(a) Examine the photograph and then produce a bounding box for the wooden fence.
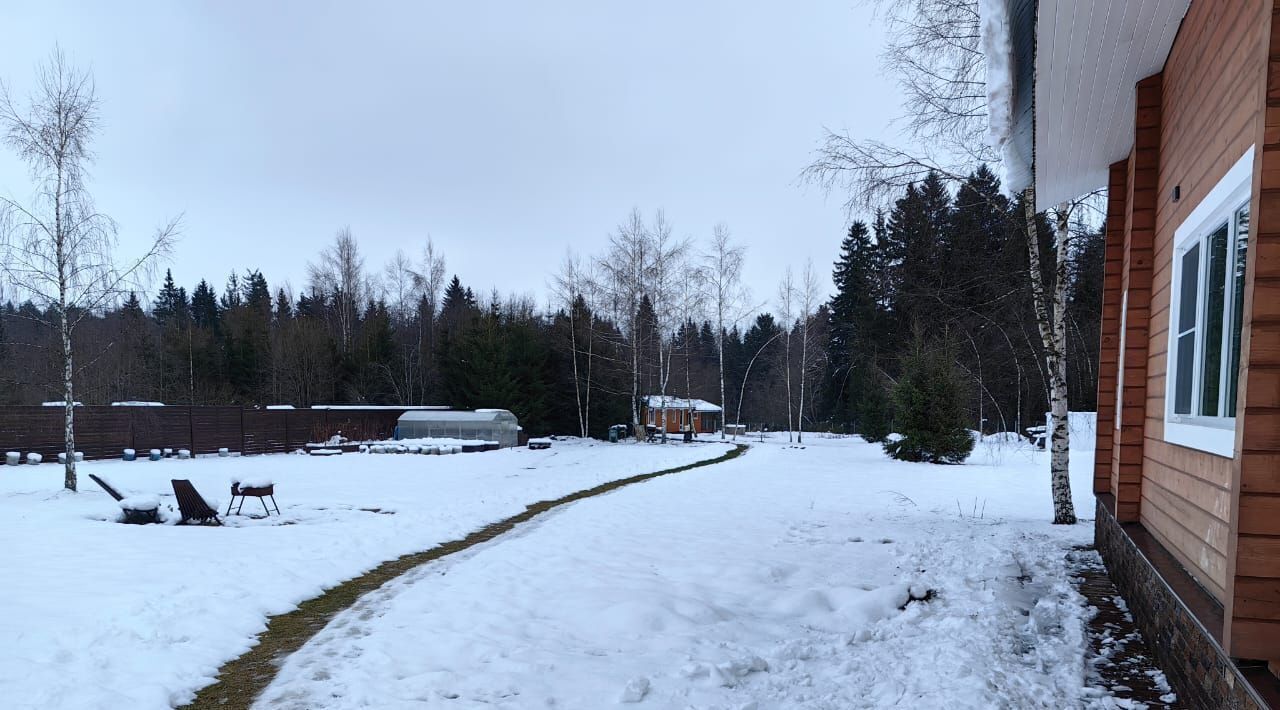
[0,406,408,460]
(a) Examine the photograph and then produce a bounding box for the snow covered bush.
[883,339,974,464]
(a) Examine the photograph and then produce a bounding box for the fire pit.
[227,479,280,516]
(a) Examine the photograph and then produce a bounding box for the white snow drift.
[256,431,1107,709]
[0,439,730,709]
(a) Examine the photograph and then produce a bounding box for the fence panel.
[285,410,326,449]
[320,410,403,443]
[242,410,288,455]
[0,405,412,462]
[131,406,193,454]
[189,406,243,455]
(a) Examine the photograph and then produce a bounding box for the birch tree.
[598,209,650,439]
[777,268,796,442]
[0,51,179,491]
[796,259,821,443]
[414,237,447,402]
[307,227,365,353]
[802,0,1078,523]
[703,223,747,439]
[552,249,593,437]
[645,210,690,442]
[382,248,422,404]
[1026,197,1078,523]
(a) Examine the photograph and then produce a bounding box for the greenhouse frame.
[395,409,520,448]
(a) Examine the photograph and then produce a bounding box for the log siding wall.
[1132,0,1268,609]
[1116,77,1160,527]
[1093,0,1280,663]
[1094,161,1128,500]
[1225,0,1280,661]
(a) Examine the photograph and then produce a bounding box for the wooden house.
[640,396,722,435]
[988,0,1280,705]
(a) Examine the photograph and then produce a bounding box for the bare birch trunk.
[797,318,807,444]
[1023,187,1077,525]
[568,299,586,437]
[631,318,642,441]
[61,303,76,491]
[584,318,593,438]
[658,334,669,443]
[784,327,793,442]
[717,332,727,439]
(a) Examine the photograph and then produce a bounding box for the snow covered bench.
[1025,425,1047,450]
[528,438,552,450]
[88,473,159,524]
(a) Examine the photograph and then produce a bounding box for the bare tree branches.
[803,0,991,212]
[307,227,365,353]
[0,49,179,491]
[703,223,748,440]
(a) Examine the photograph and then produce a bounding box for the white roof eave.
[1031,0,1189,210]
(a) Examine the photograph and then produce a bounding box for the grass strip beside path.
[184,443,746,709]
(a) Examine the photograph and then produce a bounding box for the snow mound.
[619,676,649,703]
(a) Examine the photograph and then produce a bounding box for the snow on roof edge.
[978,0,1032,195]
[642,395,723,413]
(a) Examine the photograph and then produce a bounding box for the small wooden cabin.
[640,396,722,435]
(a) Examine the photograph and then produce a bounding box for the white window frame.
[1164,146,1254,458]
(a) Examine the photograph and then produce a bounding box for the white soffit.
[1035,0,1189,209]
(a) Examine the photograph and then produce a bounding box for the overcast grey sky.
[0,1,900,309]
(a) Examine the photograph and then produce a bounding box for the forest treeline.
[0,166,1102,439]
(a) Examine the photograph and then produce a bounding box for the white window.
[1165,146,1253,457]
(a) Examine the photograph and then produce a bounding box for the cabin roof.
[643,396,722,413]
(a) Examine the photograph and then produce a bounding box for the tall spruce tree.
[827,220,885,431]
[883,171,952,333]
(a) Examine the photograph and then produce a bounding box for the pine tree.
[883,336,974,464]
[947,166,1010,312]
[827,221,886,431]
[241,270,271,317]
[154,270,192,403]
[296,291,320,320]
[883,171,952,330]
[856,370,892,443]
[117,292,156,401]
[154,269,190,327]
[220,272,242,310]
[275,288,293,321]
[191,280,220,330]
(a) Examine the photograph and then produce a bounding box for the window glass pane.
[1175,333,1196,415]
[1227,204,1250,416]
[1200,223,1229,416]
[1174,245,1200,414]
[1178,244,1200,334]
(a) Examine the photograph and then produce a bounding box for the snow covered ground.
[0,439,732,709]
[255,429,1112,709]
